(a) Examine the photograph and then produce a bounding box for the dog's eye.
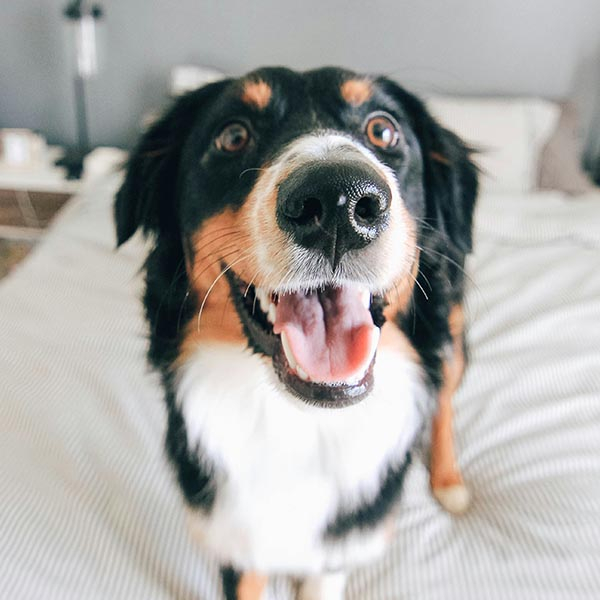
[215,122,250,153]
[364,112,401,150]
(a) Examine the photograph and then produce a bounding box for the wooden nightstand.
[0,147,81,239]
[0,147,81,277]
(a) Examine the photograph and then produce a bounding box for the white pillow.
[426,96,560,193]
[170,65,226,96]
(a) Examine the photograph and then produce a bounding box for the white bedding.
[1,175,599,599]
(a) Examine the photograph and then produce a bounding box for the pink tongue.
[273,287,377,383]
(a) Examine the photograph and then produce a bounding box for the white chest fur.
[177,342,426,574]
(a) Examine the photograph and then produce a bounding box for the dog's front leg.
[221,568,268,600]
[430,304,470,514]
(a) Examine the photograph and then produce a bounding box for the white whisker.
[244,269,261,297]
[408,269,429,301]
[239,167,267,179]
[196,252,252,331]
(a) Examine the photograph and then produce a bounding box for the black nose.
[276,161,391,269]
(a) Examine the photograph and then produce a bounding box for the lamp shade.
[63,1,104,80]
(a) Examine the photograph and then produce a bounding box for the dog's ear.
[115,79,229,246]
[378,79,479,256]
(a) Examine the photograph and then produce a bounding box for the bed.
[1,94,600,599]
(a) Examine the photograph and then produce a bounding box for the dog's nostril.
[289,197,323,226]
[354,195,381,225]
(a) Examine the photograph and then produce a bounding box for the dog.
[115,66,477,600]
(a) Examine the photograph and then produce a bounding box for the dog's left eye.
[215,122,251,153]
[364,112,402,150]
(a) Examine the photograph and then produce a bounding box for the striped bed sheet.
[1,174,599,600]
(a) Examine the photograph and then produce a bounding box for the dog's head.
[116,67,477,408]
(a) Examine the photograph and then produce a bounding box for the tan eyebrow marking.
[341,79,373,107]
[430,151,452,165]
[241,80,272,110]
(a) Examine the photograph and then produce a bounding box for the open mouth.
[225,269,387,408]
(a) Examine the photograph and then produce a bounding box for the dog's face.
[116,67,476,408]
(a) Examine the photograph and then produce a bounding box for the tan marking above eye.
[341,79,373,106]
[241,80,272,110]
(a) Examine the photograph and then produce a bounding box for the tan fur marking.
[176,163,289,371]
[340,79,373,107]
[237,573,268,600]
[242,80,272,110]
[176,209,254,366]
[430,151,451,166]
[448,303,465,340]
[431,305,466,492]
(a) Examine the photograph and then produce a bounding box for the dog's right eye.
[215,122,251,153]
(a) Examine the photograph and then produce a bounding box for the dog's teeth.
[296,366,309,381]
[356,364,369,381]
[267,303,276,324]
[255,287,270,313]
[360,289,371,309]
[345,364,369,386]
[281,331,310,380]
[370,326,381,354]
[280,331,297,370]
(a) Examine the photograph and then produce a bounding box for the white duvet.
[1,175,599,600]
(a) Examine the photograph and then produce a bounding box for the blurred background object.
[0,129,48,169]
[0,0,598,173]
[55,0,105,179]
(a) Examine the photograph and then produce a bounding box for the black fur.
[325,453,411,539]
[115,66,477,559]
[164,380,217,510]
[377,79,478,392]
[220,566,240,600]
[115,79,231,245]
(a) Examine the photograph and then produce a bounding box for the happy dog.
[115,66,477,600]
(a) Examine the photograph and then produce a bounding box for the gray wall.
[1,0,599,153]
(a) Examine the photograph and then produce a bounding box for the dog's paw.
[298,572,346,600]
[433,483,471,514]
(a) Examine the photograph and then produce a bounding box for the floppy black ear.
[115,79,229,246]
[378,79,479,256]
